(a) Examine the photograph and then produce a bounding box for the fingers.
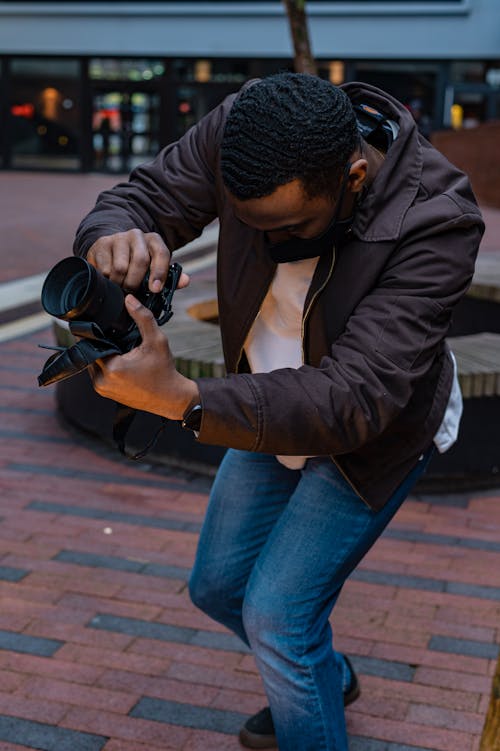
[147,233,171,293]
[124,294,158,342]
[178,271,191,289]
[87,230,171,292]
[88,297,166,404]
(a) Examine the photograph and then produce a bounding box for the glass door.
[91,88,160,173]
[174,83,240,141]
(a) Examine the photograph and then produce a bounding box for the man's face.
[229,179,338,244]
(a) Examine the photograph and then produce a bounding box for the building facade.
[0,0,499,173]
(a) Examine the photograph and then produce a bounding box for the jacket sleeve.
[73,94,235,257]
[195,201,484,456]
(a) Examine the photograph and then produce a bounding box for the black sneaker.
[239,707,276,750]
[342,655,361,706]
[239,656,360,749]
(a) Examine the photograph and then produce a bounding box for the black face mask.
[268,164,353,264]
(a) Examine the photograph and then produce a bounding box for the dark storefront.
[1,54,500,173]
[1,56,287,173]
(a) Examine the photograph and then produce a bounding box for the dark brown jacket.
[74,82,484,509]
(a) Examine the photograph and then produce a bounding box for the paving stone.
[27,500,202,533]
[23,676,137,715]
[349,738,434,751]
[0,385,34,394]
[54,551,145,574]
[103,742,166,751]
[350,712,476,751]
[0,566,29,583]
[53,550,191,580]
[88,614,250,654]
[0,630,62,657]
[349,656,415,683]
[0,715,106,751]
[407,703,485,734]
[130,696,247,734]
[141,562,191,580]
[0,430,71,445]
[351,568,500,602]
[60,704,191,747]
[384,527,500,553]
[351,569,446,592]
[413,493,471,508]
[446,581,500,601]
[14,462,212,494]
[429,635,500,660]
[0,405,53,416]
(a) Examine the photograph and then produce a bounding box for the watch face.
[183,404,202,432]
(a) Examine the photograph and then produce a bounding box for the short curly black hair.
[221,72,359,201]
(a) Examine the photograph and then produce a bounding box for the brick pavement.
[0,318,497,750]
[0,171,499,750]
[0,172,128,284]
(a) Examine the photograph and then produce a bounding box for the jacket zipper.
[301,247,336,364]
[301,246,372,508]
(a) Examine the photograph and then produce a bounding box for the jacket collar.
[342,82,424,243]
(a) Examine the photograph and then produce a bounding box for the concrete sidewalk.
[0,171,499,751]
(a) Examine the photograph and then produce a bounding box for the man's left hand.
[90,294,199,420]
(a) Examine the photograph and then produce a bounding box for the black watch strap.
[181,403,203,432]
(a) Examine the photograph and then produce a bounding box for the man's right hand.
[87,229,188,294]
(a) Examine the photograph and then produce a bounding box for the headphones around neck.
[354,103,395,153]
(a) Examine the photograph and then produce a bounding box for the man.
[74,73,483,750]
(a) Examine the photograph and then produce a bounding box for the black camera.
[38,256,182,387]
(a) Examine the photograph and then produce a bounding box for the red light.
[11,103,34,118]
[178,101,191,115]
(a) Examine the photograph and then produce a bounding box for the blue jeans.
[189,449,432,751]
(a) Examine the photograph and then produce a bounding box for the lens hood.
[41,256,131,335]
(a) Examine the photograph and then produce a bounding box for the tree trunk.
[282,0,318,76]
[480,654,500,750]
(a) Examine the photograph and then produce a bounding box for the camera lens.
[60,270,90,313]
[42,257,92,318]
[41,256,131,336]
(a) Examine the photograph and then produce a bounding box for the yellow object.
[450,103,463,130]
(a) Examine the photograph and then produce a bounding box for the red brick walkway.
[0,172,499,750]
[1,326,499,751]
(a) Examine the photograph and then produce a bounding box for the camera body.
[38,256,182,387]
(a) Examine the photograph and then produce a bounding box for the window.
[9,57,81,170]
[172,59,250,84]
[89,58,165,82]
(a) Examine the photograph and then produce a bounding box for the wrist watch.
[181,403,203,433]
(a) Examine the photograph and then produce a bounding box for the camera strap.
[38,333,122,387]
[112,404,168,461]
[39,331,166,460]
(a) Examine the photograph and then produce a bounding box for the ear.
[348,159,368,193]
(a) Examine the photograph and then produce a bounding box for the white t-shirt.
[244,258,461,470]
